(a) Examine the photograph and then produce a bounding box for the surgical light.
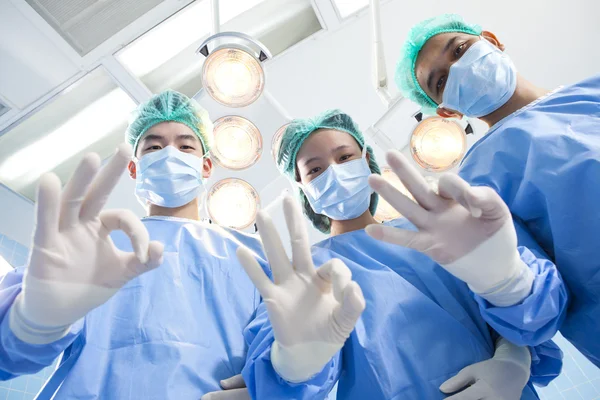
[374,167,415,222]
[206,178,260,229]
[198,32,271,108]
[211,116,262,170]
[271,123,289,162]
[410,117,466,172]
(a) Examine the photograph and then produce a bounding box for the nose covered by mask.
[135,146,207,208]
[301,147,373,221]
[440,38,517,118]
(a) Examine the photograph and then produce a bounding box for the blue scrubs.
[459,74,600,367]
[0,217,270,399]
[242,218,564,400]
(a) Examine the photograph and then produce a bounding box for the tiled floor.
[537,333,600,400]
[1,233,599,399]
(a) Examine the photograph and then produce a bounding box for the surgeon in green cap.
[394,14,600,367]
[0,90,276,398]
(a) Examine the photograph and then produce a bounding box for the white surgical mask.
[135,146,207,208]
[300,147,373,221]
[440,38,517,117]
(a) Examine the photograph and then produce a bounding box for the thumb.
[332,281,365,339]
[122,240,164,280]
[439,365,476,393]
[220,374,246,390]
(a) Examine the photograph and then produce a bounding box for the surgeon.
[0,90,364,399]
[394,13,600,367]
[208,110,565,399]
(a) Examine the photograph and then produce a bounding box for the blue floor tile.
[0,388,8,400]
[576,381,599,400]
[6,390,24,400]
[8,377,27,392]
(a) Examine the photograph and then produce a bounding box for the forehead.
[141,121,198,140]
[297,129,359,159]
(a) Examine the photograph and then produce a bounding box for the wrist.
[9,293,72,345]
[271,340,340,383]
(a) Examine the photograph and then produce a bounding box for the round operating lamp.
[206,178,260,230]
[410,117,466,172]
[198,32,271,108]
[211,116,262,170]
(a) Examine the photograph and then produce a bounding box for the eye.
[340,154,353,162]
[436,76,446,91]
[454,42,466,57]
[145,145,162,151]
[308,167,321,175]
[180,145,195,151]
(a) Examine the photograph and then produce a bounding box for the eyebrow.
[426,35,460,94]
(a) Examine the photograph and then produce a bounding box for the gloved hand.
[237,195,365,383]
[366,150,533,307]
[9,144,164,345]
[441,338,531,399]
[201,375,250,400]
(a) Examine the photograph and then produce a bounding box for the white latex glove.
[201,375,250,400]
[237,195,365,383]
[441,338,531,399]
[9,144,164,344]
[366,150,533,307]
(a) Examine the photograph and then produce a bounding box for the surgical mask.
[300,147,373,221]
[135,146,207,208]
[440,38,517,118]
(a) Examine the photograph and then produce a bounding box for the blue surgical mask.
[135,146,207,208]
[301,148,373,221]
[440,38,517,118]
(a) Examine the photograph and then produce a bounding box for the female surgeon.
[225,110,567,400]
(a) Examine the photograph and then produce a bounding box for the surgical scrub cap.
[276,109,381,234]
[126,90,213,155]
[394,14,482,112]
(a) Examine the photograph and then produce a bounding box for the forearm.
[0,268,82,379]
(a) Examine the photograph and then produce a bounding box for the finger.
[255,210,293,284]
[386,150,443,210]
[80,143,132,220]
[282,195,314,276]
[236,247,274,298]
[439,366,476,393]
[34,173,62,248]
[464,186,509,220]
[201,388,251,400]
[121,241,164,280]
[59,153,101,230]
[332,281,365,338]
[316,259,352,302]
[369,175,428,227]
[99,209,150,264]
[220,374,246,390]
[443,381,487,400]
[365,225,429,253]
[438,174,483,218]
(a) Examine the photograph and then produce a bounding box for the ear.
[128,160,137,180]
[436,107,463,119]
[366,150,371,164]
[481,30,505,51]
[202,157,213,179]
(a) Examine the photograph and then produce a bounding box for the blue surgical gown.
[0,217,270,399]
[242,218,564,400]
[459,74,600,367]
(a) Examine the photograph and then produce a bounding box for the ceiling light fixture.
[197,32,271,107]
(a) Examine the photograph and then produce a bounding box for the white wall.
[1,0,599,245]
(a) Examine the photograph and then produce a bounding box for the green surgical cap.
[126,89,213,155]
[395,14,482,112]
[276,109,381,234]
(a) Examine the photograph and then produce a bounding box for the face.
[415,31,504,117]
[128,121,212,179]
[295,129,366,185]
